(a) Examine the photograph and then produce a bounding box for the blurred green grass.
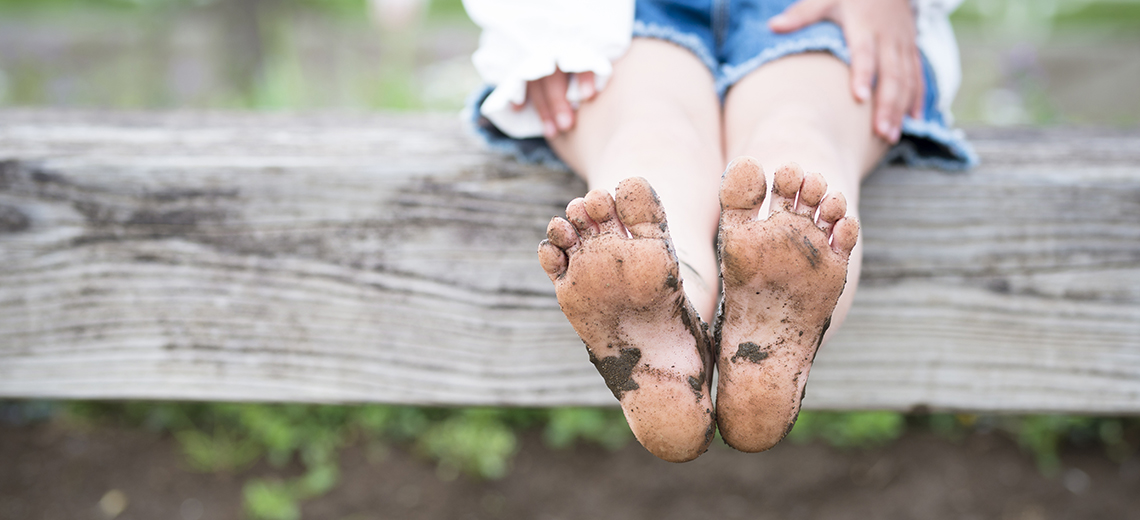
[0,0,477,110]
[1,0,1138,122]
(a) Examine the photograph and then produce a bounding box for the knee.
[593,119,718,174]
[734,105,844,164]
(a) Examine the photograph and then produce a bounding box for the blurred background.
[2,0,1140,519]
[0,0,1138,123]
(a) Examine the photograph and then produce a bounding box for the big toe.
[616,177,668,239]
[720,156,767,226]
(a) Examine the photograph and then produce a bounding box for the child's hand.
[513,69,597,139]
[769,0,923,143]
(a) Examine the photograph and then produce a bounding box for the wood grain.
[1,111,1138,412]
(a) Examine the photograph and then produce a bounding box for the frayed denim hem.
[886,117,980,171]
[463,85,570,172]
[632,19,720,72]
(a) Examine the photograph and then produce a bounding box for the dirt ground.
[3,421,1139,520]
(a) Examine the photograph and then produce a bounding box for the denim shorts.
[468,0,977,171]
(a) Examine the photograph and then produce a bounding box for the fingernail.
[877,119,891,137]
[769,14,788,26]
[580,82,595,99]
[891,127,902,142]
[855,85,871,102]
[543,121,557,138]
[556,112,573,131]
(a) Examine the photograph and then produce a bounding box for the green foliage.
[543,407,632,451]
[1008,415,1085,473]
[241,460,340,520]
[952,0,1140,29]
[244,478,301,520]
[176,426,263,472]
[0,0,365,15]
[417,409,518,479]
[917,412,1140,475]
[353,405,431,441]
[425,0,467,20]
[786,411,906,448]
[999,415,1137,475]
[51,402,636,519]
[926,413,968,440]
[29,399,1140,515]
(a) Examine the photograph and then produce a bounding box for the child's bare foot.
[538,177,716,462]
[714,158,859,453]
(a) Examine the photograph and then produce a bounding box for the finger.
[894,41,915,135]
[892,41,913,140]
[578,71,597,101]
[527,81,557,138]
[873,42,904,143]
[769,0,834,33]
[542,70,575,133]
[848,30,876,103]
[908,49,925,119]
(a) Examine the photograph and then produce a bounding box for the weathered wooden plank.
[1,110,1138,412]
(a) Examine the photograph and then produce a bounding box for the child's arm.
[769,0,925,143]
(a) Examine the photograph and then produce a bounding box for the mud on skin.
[537,177,717,463]
[714,158,859,454]
[730,342,770,364]
[589,347,641,400]
[676,293,715,391]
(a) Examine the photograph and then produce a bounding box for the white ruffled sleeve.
[463,0,635,138]
[914,0,965,124]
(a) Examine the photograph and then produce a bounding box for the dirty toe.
[771,162,805,212]
[616,177,668,239]
[832,217,859,256]
[795,171,827,217]
[816,193,847,235]
[566,198,596,236]
[720,156,767,227]
[537,240,567,280]
[584,189,625,235]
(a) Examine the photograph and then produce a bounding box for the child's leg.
[538,38,723,462]
[715,52,889,452]
[551,38,725,320]
[725,52,888,334]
